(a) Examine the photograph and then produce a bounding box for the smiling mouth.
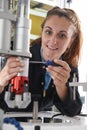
[47,45,58,51]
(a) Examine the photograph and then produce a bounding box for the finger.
[5,72,18,81]
[54,59,71,72]
[7,57,19,63]
[7,58,24,68]
[47,65,70,79]
[50,69,68,83]
[7,67,24,75]
[47,66,70,84]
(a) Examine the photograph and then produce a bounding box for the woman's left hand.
[46,59,71,101]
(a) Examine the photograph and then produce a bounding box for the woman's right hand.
[0,57,24,93]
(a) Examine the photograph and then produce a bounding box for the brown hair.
[31,6,83,67]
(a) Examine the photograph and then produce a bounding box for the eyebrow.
[59,30,67,33]
[44,26,67,33]
[44,26,52,30]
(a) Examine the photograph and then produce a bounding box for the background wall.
[70,0,87,114]
[30,14,44,36]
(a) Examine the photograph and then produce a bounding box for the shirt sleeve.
[53,66,82,116]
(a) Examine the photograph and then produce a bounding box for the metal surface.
[0,0,31,108]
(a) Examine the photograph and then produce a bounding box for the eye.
[44,29,52,35]
[58,33,66,39]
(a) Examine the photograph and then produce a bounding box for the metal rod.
[29,60,62,67]
[29,61,46,64]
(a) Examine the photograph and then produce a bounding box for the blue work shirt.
[40,47,51,90]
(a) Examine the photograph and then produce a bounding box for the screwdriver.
[29,60,62,67]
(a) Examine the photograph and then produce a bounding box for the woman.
[0,7,82,116]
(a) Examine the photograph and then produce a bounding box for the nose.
[51,36,57,45]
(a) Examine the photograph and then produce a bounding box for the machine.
[0,0,31,108]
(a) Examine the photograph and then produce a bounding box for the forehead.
[44,15,74,32]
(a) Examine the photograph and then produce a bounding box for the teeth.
[48,46,58,50]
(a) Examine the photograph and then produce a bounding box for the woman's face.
[41,15,74,61]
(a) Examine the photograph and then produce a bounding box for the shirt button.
[42,66,46,69]
[52,84,54,87]
[41,82,44,86]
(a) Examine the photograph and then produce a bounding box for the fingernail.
[16,58,20,61]
[19,68,24,71]
[54,59,58,62]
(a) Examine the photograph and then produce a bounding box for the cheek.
[59,43,69,53]
[42,36,48,46]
